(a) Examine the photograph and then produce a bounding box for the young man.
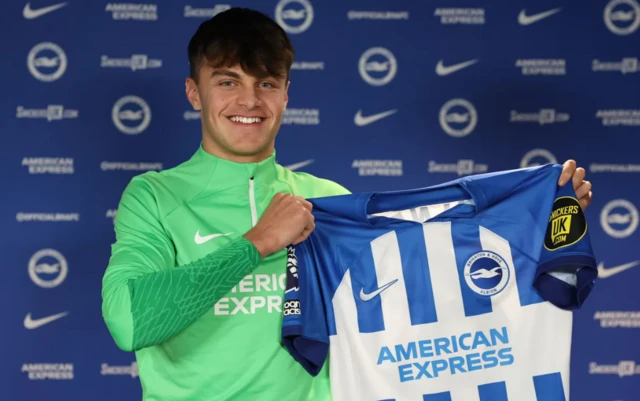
[101,7,593,401]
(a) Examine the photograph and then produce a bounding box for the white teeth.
[230,116,263,124]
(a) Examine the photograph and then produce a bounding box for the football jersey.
[281,164,597,401]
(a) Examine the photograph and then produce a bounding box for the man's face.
[186,64,289,161]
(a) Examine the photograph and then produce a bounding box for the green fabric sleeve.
[101,177,262,352]
[129,237,260,351]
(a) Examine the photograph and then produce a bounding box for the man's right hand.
[243,193,315,258]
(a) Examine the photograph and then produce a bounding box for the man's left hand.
[558,160,593,210]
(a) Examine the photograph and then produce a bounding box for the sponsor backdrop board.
[4,0,639,400]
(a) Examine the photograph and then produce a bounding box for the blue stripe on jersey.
[351,244,385,333]
[512,253,545,307]
[451,223,493,317]
[423,391,452,401]
[396,225,438,326]
[533,372,566,401]
[478,381,508,401]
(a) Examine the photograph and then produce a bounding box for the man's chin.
[227,143,274,158]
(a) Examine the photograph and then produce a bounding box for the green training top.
[101,144,350,401]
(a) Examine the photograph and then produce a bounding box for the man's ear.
[185,77,201,111]
[283,80,290,108]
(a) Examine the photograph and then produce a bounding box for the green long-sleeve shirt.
[101,145,349,401]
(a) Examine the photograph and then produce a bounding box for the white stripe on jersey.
[480,226,571,400]
[332,270,411,401]
[371,231,412,334]
[425,203,445,219]
[505,375,536,401]
[331,270,365,401]
[450,386,481,401]
[479,226,520,313]
[479,227,537,401]
[423,222,466,321]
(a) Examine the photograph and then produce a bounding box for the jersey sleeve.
[534,181,597,310]
[102,176,262,352]
[281,241,329,376]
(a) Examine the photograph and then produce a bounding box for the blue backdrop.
[3,0,640,400]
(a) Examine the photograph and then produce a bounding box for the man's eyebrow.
[210,69,241,79]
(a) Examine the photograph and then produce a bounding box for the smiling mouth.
[228,116,265,125]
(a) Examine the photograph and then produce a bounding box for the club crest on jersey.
[463,251,510,296]
[544,196,587,251]
[285,246,299,293]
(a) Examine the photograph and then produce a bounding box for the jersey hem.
[282,325,328,376]
[536,254,597,310]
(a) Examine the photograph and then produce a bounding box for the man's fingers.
[558,159,576,186]
[294,196,313,211]
[273,192,286,201]
[254,192,316,255]
[271,192,290,210]
[291,229,312,245]
[291,220,315,245]
[575,180,592,200]
[579,191,593,210]
[572,167,586,191]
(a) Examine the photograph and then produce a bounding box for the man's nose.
[236,86,261,109]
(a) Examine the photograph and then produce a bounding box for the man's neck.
[201,139,273,164]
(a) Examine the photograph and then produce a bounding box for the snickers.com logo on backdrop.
[16,105,78,121]
[589,360,640,377]
[510,109,570,125]
[101,362,138,378]
[428,160,488,176]
[101,54,162,71]
[593,57,639,74]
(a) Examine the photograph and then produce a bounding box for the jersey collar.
[356,177,487,226]
[193,143,278,192]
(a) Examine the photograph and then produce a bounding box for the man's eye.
[260,82,274,88]
[220,81,234,86]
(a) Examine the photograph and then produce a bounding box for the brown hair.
[188,7,295,83]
